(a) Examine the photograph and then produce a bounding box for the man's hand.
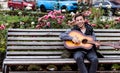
[94,41,100,48]
[72,36,80,44]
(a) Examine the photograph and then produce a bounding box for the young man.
[59,13,100,73]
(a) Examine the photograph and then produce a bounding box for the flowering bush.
[36,10,70,29]
[79,7,120,29]
[0,24,6,53]
[67,7,120,29]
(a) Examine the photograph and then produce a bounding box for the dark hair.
[74,13,85,20]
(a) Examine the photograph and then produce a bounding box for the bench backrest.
[6,29,120,59]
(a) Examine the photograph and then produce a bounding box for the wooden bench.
[2,29,120,73]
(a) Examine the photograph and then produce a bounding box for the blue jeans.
[73,49,98,73]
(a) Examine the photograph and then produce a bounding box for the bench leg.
[2,64,9,73]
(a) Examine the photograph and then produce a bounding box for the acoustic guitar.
[64,30,120,50]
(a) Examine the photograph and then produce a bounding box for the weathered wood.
[7,41,64,45]
[7,46,65,50]
[3,58,120,65]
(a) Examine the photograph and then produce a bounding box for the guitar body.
[64,30,94,50]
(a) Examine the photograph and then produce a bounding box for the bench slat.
[6,55,120,59]
[3,58,120,65]
[7,41,64,45]
[5,58,120,61]
[7,51,63,55]
[104,55,120,58]
[7,51,120,55]
[8,32,120,37]
[7,45,116,50]
[99,51,120,54]
[8,29,120,32]
[8,37,120,41]
[6,56,61,59]
[7,46,65,50]
[8,37,60,41]
[7,41,120,46]
[96,33,120,37]
[8,29,69,32]
[97,37,120,41]
[8,32,60,36]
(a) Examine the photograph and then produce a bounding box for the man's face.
[75,16,85,28]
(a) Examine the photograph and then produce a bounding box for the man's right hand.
[72,36,80,44]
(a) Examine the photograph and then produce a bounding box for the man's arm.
[59,29,73,41]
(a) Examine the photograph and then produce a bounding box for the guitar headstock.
[113,41,120,50]
[99,41,120,50]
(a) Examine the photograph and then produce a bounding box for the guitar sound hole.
[82,39,88,44]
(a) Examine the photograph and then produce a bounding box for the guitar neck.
[100,42,113,46]
[88,41,114,47]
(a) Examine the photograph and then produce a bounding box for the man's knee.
[90,57,98,63]
[74,52,84,62]
[75,56,84,61]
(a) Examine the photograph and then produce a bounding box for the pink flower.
[37,10,65,28]
[38,17,42,21]
[0,24,6,30]
[36,25,41,29]
[57,15,64,19]
[48,11,54,15]
[105,24,110,29]
[46,22,50,27]
[53,10,61,15]
[57,19,62,24]
[83,10,92,16]
[115,17,120,23]
[56,10,61,14]
[43,15,49,20]
[50,15,56,19]
[38,16,45,22]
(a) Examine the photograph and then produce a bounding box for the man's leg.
[74,51,88,73]
[87,49,98,73]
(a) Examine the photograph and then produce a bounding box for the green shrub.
[27,65,42,71]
